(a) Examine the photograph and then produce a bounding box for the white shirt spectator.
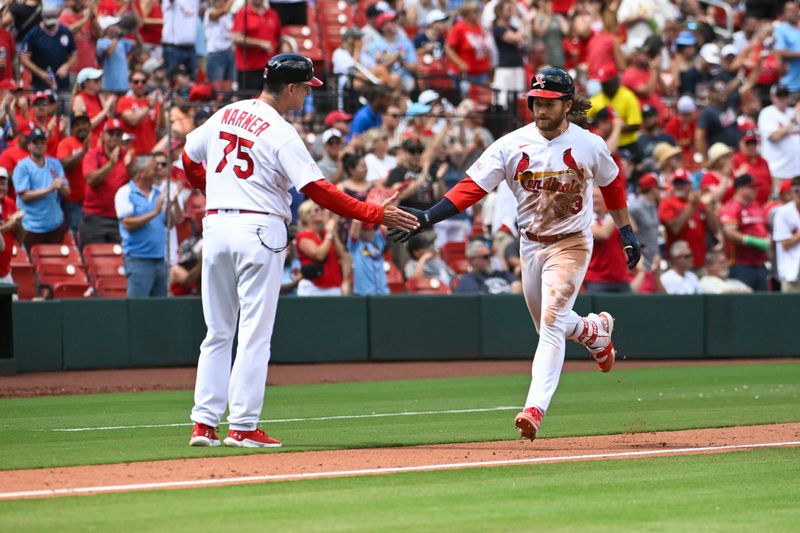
[699,275,752,294]
[757,104,800,180]
[660,268,701,294]
[364,152,396,183]
[204,10,233,53]
[772,200,800,283]
[162,0,200,46]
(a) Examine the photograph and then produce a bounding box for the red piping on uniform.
[182,151,207,193]
[302,179,383,224]
[600,175,627,210]
[444,177,488,212]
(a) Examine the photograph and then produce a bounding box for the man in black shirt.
[696,79,741,163]
[637,104,676,162]
[454,240,520,294]
[385,138,443,210]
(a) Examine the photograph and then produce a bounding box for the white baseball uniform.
[467,122,618,412]
[184,98,324,431]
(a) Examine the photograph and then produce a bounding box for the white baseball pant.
[520,231,593,413]
[191,213,286,431]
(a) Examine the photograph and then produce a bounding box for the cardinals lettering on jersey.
[514,149,584,195]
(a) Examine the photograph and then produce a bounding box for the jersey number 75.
[215,132,254,179]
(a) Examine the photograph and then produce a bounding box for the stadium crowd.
[0,0,800,299]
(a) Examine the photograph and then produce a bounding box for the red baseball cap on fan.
[104,118,124,131]
[324,110,352,127]
[638,173,659,192]
[596,65,619,82]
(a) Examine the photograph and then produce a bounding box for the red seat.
[384,260,405,294]
[10,244,30,266]
[82,243,123,260]
[406,277,451,295]
[30,243,82,265]
[95,277,127,298]
[416,55,453,91]
[36,262,89,286]
[281,26,325,63]
[51,282,92,299]
[85,256,125,280]
[9,264,36,300]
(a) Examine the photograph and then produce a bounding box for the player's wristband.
[742,235,769,252]
[424,198,459,225]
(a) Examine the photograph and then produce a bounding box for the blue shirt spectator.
[96,17,135,93]
[348,222,389,295]
[348,104,382,141]
[775,13,800,91]
[12,148,66,234]
[114,156,168,297]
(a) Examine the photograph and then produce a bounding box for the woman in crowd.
[295,200,351,297]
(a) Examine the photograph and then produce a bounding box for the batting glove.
[619,224,641,269]
[387,207,432,243]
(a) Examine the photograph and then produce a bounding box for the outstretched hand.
[381,191,421,232]
[387,206,432,243]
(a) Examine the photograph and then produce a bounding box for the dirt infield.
[1,358,796,398]
[2,423,798,500]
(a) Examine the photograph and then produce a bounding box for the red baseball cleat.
[189,423,221,447]
[514,407,544,441]
[578,312,616,373]
[224,428,282,448]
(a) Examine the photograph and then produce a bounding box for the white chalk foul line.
[42,406,522,433]
[1,440,798,500]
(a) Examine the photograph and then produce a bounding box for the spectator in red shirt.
[585,17,624,81]
[232,0,281,92]
[658,172,719,269]
[0,168,24,284]
[700,143,735,205]
[57,111,92,234]
[0,124,32,189]
[295,200,350,296]
[116,69,163,154]
[584,186,632,293]
[72,67,117,146]
[621,37,666,119]
[732,129,771,206]
[445,1,492,99]
[59,0,99,75]
[663,95,699,170]
[79,118,134,249]
[28,91,62,157]
[0,13,16,83]
[134,0,163,48]
[720,174,770,291]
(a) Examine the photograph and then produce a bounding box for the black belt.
[163,43,195,50]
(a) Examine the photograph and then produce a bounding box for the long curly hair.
[568,94,593,122]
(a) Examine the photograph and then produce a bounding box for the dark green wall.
[7,294,799,373]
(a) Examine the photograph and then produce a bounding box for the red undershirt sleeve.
[181,151,206,192]
[600,175,627,211]
[443,177,488,212]
[301,179,384,224]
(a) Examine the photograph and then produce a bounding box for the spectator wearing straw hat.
[13,127,69,251]
[80,118,134,248]
[651,141,684,184]
[700,142,736,205]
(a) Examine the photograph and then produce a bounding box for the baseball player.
[181,53,419,448]
[390,68,641,441]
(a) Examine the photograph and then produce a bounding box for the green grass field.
[0,362,799,531]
